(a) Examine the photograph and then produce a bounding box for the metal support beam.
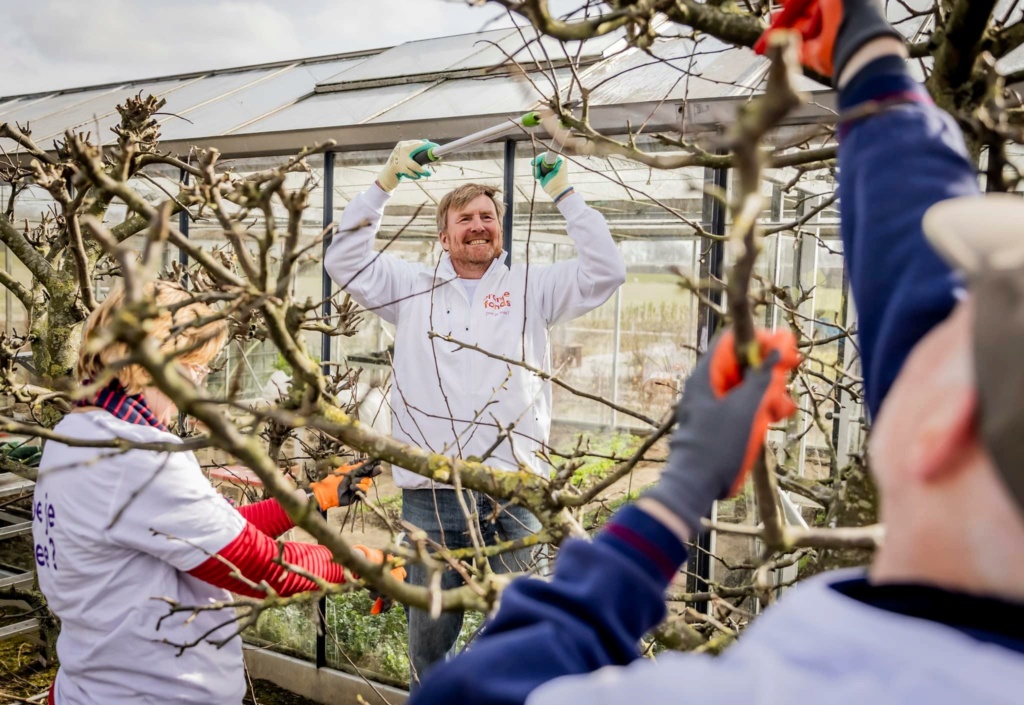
[502,140,515,264]
[832,266,854,474]
[687,160,728,609]
[178,169,189,270]
[610,286,623,428]
[178,168,190,431]
[244,645,408,704]
[322,152,335,375]
[0,509,31,539]
[0,571,35,591]
[317,151,336,670]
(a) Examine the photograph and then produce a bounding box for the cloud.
[0,0,509,97]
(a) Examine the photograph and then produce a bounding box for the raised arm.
[838,56,976,416]
[758,0,981,416]
[324,140,437,324]
[525,154,626,325]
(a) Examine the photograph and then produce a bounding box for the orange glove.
[753,0,899,81]
[643,328,800,535]
[310,459,382,511]
[708,329,801,495]
[754,0,842,78]
[352,545,407,615]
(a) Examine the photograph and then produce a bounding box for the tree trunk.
[31,283,84,395]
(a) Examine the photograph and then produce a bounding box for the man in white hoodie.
[324,145,626,682]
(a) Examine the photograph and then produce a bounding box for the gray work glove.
[643,329,800,535]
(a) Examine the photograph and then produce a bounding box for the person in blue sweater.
[408,2,1024,703]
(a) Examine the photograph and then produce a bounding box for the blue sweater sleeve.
[838,57,979,417]
[408,506,689,705]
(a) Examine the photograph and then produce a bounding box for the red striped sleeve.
[236,499,294,538]
[188,522,345,598]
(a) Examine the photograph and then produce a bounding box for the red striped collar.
[78,379,169,432]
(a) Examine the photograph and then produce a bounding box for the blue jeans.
[402,488,541,687]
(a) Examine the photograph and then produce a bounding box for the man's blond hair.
[77,281,228,394]
[436,183,506,234]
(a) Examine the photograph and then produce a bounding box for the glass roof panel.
[160,62,360,140]
[0,86,127,132]
[1000,44,1024,74]
[448,27,620,71]
[0,95,56,119]
[0,97,24,117]
[235,82,433,134]
[155,68,283,117]
[26,77,205,148]
[27,84,178,144]
[371,69,572,123]
[301,56,371,83]
[585,36,760,105]
[318,29,516,86]
[28,69,287,147]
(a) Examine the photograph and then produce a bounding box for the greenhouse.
[5,0,1024,700]
[1,23,861,704]
[0,24,855,445]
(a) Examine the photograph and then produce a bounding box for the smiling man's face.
[440,194,503,278]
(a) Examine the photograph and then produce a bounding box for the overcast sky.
[0,0,524,97]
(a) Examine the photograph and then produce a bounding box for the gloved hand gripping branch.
[352,545,408,615]
[754,0,902,82]
[643,330,800,535]
[310,458,383,510]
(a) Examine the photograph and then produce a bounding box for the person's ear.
[912,385,979,483]
[439,229,450,251]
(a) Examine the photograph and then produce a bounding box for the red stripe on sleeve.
[188,522,346,598]
[236,499,295,538]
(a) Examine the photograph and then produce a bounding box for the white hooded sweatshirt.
[325,185,626,489]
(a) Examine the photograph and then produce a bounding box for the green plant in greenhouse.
[327,593,409,680]
[552,432,644,487]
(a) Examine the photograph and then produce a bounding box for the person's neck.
[870,460,1024,601]
[451,258,491,280]
[142,385,176,427]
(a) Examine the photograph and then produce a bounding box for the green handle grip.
[412,145,438,166]
[521,111,543,128]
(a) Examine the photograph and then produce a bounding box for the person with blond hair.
[325,147,626,682]
[32,281,398,705]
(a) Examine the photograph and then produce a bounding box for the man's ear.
[439,230,450,251]
[913,385,979,483]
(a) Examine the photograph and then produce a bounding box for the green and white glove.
[531,152,573,203]
[376,140,437,193]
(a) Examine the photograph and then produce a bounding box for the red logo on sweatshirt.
[483,291,512,315]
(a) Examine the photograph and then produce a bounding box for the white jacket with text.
[324,185,626,489]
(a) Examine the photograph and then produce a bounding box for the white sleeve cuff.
[365,183,392,211]
[555,191,588,221]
